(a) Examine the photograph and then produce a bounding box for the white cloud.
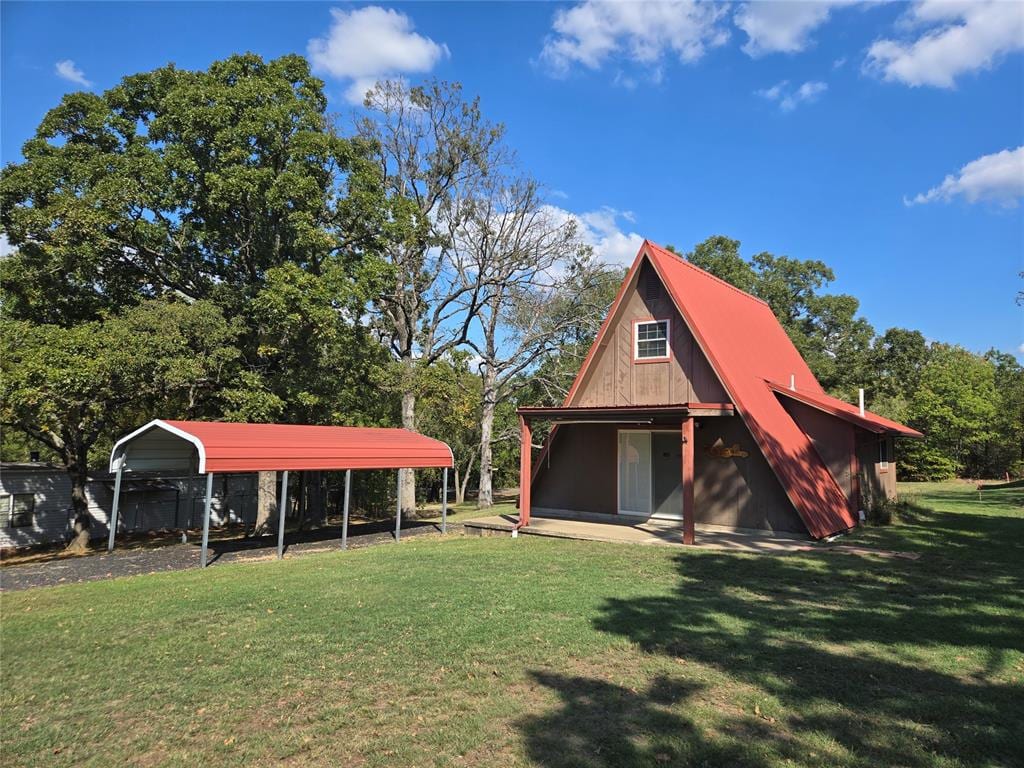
[906,146,1024,207]
[0,234,15,257]
[866,0,1024,88]
[544,204,644,267]
[538,1,729,78]
[54,59,92,88]
[734,1,855,57]
[1018,342,1024,354]
[756,80,828,111]
[308,6,449,105]
[466,354,485,374]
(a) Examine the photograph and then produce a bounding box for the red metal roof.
[767,382,923,438]
[111,420,454,473]
[564,241,919,539]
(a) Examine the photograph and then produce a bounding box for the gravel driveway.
[0,519,456,592]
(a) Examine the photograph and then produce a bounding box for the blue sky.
[3,1,1023,360]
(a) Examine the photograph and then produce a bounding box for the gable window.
[635,320,670,361]
[0,494,35,528]
[879,439,890,471]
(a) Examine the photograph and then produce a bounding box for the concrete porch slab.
[463,514,813,553]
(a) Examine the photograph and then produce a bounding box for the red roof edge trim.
[767,382,923,438]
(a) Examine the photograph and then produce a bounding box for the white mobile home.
[0,463,258,550]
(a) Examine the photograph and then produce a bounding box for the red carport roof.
[111,420,454,473]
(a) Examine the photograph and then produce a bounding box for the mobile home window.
[635,320,669,360]
[0,494,35,528]
[879,439,890,471]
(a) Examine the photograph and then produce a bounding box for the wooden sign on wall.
[706,440,749,459]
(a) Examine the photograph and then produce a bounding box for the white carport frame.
[108,420,451,568]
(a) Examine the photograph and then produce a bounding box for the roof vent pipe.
[789,374,796,391]
[858,388,865,417]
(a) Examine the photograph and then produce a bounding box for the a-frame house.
[517,241,920,541]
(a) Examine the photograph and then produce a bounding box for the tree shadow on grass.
[514,486,1024,768]
[586,549,1024,767]
[517,672,772,768]
[864,495,1024,567]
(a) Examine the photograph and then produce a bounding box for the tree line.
[1,54,1021,549]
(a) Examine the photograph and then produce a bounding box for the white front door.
[618,430,684,519]
[618,430,652,516]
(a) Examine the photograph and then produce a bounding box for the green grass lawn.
[2,482,1022,767]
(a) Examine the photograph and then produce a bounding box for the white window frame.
[879,439,890,471]
[1,493,35,528]
[634,319,671,362]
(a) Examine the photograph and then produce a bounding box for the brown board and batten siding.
[780,396,898,508]
[858,436,897,503]
[779,397,856,505]
[532,424,618,516]
[571,262,727,407]
[694,416,806,533]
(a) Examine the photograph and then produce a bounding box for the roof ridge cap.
[645,240,772,308]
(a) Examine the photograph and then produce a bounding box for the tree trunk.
[400,386,417,518]
[477,370,497,508]
[306,471,324,527]
[457,454,475,505]
[296,472,308,530]
[64,450,92,554]
[252,471,278,536]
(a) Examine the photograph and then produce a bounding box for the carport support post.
[200,472,214,568]
[441,467,448,534]
[277,470,289,560]
[682,417,695,545]
[341,469,351,550]
[395,470,402,542]
[106,460,124,552]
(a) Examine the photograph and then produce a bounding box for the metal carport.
[107,420,455,567]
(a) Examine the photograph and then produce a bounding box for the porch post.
[518,416,532,527]
[341,469,351,550]
[441,467,448,534]
[200,471,214,567]
[682,417,695,545]
[107,461,124,553]
[277,470,289,560]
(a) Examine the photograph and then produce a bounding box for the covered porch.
[516,403,737,546]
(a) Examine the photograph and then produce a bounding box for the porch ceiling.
[516,403,734,423]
